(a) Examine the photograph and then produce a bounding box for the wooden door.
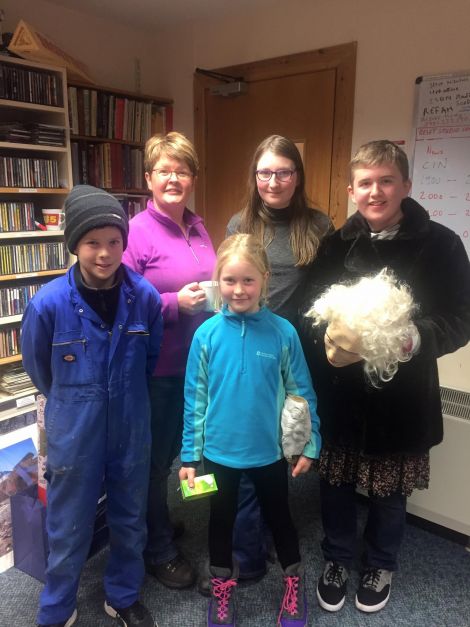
[194,43,356,248]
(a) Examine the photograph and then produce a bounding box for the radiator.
[406,386,470,536]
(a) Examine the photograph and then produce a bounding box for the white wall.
[4,0,470,390]
[2,0,171,98]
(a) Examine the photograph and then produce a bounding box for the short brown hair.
[350,140,409,183]
[144,131,199,175]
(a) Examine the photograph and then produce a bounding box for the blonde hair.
[215,234,270,305]
[239,135,326,266]
[305,269,417,386]
[144,131,199,175]
[350,140,409,183]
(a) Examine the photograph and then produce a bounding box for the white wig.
[305,269,418,386]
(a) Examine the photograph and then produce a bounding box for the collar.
[146,199,203,232]
[341,197,431,242]
[220,303,268,322]
[262,203,295,224]
[74,263,125,292]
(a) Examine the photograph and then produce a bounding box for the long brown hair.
[239,135,324,266]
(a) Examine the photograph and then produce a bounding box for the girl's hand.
[291,455,313,477]
[179,466,197,488]
[177,282,206,315]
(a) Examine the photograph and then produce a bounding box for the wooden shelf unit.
[67,80,172,216]
[0,55,72,402]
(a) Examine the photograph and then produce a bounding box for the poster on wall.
[410,71,470,258]
[0,425,38,573]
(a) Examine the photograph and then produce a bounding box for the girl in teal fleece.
[179,234,321,627]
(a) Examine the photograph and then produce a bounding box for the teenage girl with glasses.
[221,135,333,585]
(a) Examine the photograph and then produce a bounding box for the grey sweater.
[226,208,331,327]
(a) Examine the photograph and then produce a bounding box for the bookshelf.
[67,80,173,218]
[0,54,72,417]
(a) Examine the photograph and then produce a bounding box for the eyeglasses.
[256,169,296,182]
[152,169,193,180]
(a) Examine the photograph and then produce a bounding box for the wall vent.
[440,386,470,421]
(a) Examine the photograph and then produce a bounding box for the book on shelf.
[0,201,36,232]
[0,122,65,147]
[0,327,20,358]
[0,156,60,188]
[0,409,37,436]
[0,283,45,318]
[68,85,79,135]
[0,60,62,107]
[0,241,67,276]
[0,366,35,398]
[116,194,147,220]
[67,86,172,143]
[71,141,144,190]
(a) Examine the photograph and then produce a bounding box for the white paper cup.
[200,280,219,312]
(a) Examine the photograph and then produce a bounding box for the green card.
[180,473,218,501]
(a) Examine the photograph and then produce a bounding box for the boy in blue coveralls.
[21,185,163,627]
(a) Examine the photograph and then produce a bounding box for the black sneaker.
[355,567,392,612]
[146,553,195,589]
[316,561,349,612]
[38,609,78,627]
[104,600,156,626]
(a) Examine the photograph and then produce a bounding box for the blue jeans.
[320,478,407,571]
[144,376,184,566]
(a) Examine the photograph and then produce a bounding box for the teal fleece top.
[182,305,321,469]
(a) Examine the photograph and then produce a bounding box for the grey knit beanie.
[64,185,129,253]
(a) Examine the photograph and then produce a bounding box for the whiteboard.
[410,72,470,257]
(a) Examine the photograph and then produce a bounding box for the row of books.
[71,141,144,190]
[0,283,45,318]
[116,195,147,220]
[0,242,67,276]
[0,410,37,437]
[0,366,34,397]
[68,87,168,143]
[0,327,20,358]
[0,122,66,147]
[0,202,36,232]
[0,156,60,189]
[0,63,62,107]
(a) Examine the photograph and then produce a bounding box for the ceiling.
[44,0,276,32]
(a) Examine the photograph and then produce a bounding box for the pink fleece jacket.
[123,200,216,376]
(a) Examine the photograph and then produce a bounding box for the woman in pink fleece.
[123,131,216,590]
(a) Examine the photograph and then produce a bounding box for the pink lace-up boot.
[278,562,308,626]
[207,564,238,626]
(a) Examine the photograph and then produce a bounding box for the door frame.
[193,42,357,227]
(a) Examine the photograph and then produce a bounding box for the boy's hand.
[179,466,197,488]
[291,455,313,477]
[177,282,206,315]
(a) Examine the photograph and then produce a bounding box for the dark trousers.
[233,475,269,577]
[204,457,300,571]
[320,478,407,571]
[144,376,184,565]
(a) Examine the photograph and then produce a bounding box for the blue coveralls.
[21,264,162,625]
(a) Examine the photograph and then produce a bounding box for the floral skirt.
[314,444,430,497]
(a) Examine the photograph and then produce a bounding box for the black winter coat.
[299,198,470,456]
